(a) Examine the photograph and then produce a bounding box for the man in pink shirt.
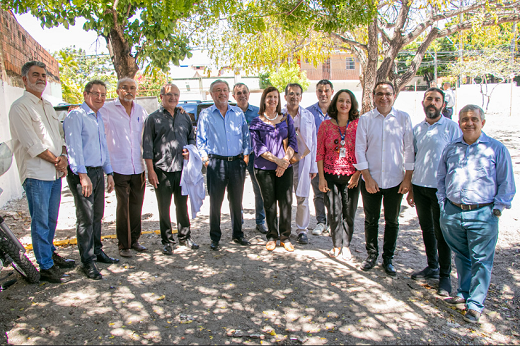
[100,78,148,257]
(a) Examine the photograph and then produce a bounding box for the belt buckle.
[227,156,233,161]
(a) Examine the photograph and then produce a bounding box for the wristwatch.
[493,209,502,217]
[107,172,114,176]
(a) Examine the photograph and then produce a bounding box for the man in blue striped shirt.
[437,104,516,323]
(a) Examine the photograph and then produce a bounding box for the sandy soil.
[0,113,519,345]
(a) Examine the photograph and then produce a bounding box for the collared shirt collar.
[422,115,446,127]
[114,97,135,110]
[282,105,301,117]
[374,107,396,118]
[81,102,96,116]
[246,103,254,112]
[23,90,44,104]
[455,131,489,145]
[210,103,231,116]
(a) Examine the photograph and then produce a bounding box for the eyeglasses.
[88,92,106,98]
[375,92,393,98]
[120,85,136,91]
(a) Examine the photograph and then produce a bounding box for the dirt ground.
[1,113,519,345]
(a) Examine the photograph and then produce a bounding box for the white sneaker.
[312,223,326,235]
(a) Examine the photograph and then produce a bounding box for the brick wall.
[0,9,60,87]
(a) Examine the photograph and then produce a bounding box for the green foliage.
[259,71,271,89]
[54,47,117,103]
[268,63,310,93]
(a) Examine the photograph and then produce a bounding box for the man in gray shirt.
[142,83,198,255]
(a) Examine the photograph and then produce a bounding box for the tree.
[269,62,310,92]
[4,0,199,78]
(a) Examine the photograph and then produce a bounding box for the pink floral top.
[316,119,358,176]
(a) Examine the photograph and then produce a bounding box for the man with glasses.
[100,78,148,258]
[64,80,119,280]
[306,80,334,236]
[355,81,414,276]
[143,83,199,256]
[197,80,251,251]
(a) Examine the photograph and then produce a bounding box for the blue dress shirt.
[412,116,461,188]
[63,102,113,175]
[243,104,260,125]
[306,102,330,132]
[196,104,251,158]
[437,132,516,211]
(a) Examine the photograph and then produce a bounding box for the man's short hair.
[117,77,137,89]
[84,80,107,93]
[373,81,394,94]
[316,79,333,90]
[160,83,178,95]
[285,83,303,95]
[21,61,46,77]
[210,79,230,92]
[232,83,249,94]
[459,104,485,120]
[423,87,445,104]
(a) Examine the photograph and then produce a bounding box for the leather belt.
[449,200,492,211]
[208,154,243,161]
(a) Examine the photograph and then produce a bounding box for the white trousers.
[293,163,310,234]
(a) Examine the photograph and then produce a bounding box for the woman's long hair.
[327,89,360,122]
[259,86,282,116]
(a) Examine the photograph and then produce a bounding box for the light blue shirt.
[412,116,461,188]
[243,104,260,125]
[306,102,330,132]
[63,102,113,175]
[196,104,251,158]
[437,132,516,211]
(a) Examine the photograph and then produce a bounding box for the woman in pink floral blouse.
[316,89,361,260]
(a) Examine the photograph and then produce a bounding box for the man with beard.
[406,88,461,295]
[9,61,74,283]
[100,78,148,258]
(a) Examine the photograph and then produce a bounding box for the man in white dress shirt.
[354,81,414,276]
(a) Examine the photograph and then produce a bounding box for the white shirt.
[354,107,414,189]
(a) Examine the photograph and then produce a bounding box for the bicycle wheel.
[0,227,40,284]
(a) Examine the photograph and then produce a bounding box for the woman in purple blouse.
[249,86,298,252]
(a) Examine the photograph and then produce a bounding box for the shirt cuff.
[28,143,48,158]
[404,163,415,170]
[74,165,87,174]
[354,162,368,171]
[493,204,506,212]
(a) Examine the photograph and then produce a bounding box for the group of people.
[8,60,515,325]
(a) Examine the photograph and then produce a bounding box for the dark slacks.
[206,158,246,242]
[154,168,190,245]
[113,172,145,249]
[413,184,452,277]
[255,167,293,241]
[67,166,105,264]
[360,179,403,262]
[325,173,360,248]
[311,174,329,224]
[247,155,266,225]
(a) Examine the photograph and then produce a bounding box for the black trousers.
[311,174,329,224]
[360,179,403,262]
[255,167,293,241]
[325,173,360,248]
[154,168,190,245]
[206,158,246,242]
[114,172,145,249]
[67,166,105,264]
[412,184,452,277]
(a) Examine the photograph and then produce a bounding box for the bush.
[259,71,271,89]
[269,62,310,93]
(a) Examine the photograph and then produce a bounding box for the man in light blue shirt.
[232,83,266,234]
[197,79,251,250]
[437,104,516,324]
[64,80,119,280]
[406,88,461,296]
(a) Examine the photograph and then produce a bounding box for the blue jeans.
[247,156,265,225]
[440,201,499,312]
[23,178,62,270]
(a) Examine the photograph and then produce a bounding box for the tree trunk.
[105,28,139,79]
[360,18,379,114]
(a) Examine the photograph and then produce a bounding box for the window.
[346,57,355,70]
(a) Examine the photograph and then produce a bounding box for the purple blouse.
[249,115,298,171]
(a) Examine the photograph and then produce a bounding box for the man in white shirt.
[354,81,414,276]
[100,78,148,258]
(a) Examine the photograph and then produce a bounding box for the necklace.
[264,112,278,121]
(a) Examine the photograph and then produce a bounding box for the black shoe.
[438,276,452,296]
[210,241,220,251]
[256,224,268,234]
[82,262,102,280]
[179,238,200,249]
[40,265,63,283]
[382,261,397,276]
[445,296,466,308]
[360,254,377,271]
[233,237,251,246]
[96,251,120,264]
[163,244,173,256]
[52,252,75,269]
[463,309,481,324]
[411,266,439,280]
[297,233,309,244]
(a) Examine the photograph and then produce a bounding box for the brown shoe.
[119,249,133,258]
[281,241,294,252]
[266,240,277,251]
[131,243,147,252]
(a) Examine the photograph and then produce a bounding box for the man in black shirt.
[142,84,199,255]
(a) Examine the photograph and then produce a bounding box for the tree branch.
[437,13,520,37]
[330,32,367,51]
